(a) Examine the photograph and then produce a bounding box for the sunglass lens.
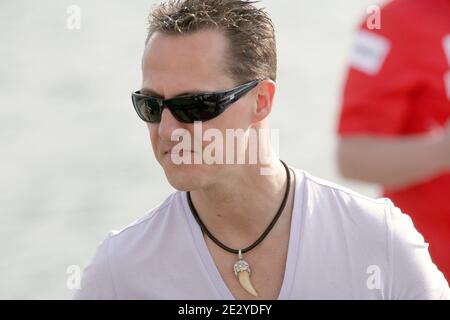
[132,95,161,123]
[168,98,221,123]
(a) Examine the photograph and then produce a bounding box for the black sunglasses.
[131,79,261,123]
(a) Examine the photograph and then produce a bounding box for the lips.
[164,149,193,156]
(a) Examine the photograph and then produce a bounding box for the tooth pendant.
[233,249,258,297]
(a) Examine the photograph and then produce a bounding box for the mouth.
[164,149,194,157]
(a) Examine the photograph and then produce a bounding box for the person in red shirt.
[337,0,450,280]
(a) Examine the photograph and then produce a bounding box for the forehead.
[142,30,233,94]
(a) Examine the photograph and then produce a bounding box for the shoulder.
[294,168,393,255]
[106,191,185,250]
[382,0,434,14]
[356,0,429,45]
[296,169,449,299]
[371,0,430,25]
[73,191,185,299]
[299,169,391,222]
[298,169,430,241]
[111,191,178,235]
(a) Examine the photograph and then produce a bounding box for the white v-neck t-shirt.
[73,168,449,299]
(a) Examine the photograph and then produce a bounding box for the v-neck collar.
[182,167,305,300]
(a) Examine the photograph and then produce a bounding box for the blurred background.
[0,0,384,299]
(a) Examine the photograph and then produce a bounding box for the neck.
[188,155,294,249]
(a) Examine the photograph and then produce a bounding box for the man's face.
[141,30,260,191]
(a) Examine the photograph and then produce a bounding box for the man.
[74,0,449,299]
[337,0,450,281]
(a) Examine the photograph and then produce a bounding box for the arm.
[337,123,450,190]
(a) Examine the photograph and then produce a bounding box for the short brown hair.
[146,0,277,83]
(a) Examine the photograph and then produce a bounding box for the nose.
[158,107,185,142]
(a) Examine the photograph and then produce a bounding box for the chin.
[161,161,208,191]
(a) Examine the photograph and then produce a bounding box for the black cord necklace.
[186,159,291,297]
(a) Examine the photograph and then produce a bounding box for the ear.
[251,79,276,124]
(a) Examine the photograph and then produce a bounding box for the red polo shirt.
[337,0,450,280]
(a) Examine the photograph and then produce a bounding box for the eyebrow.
[140,88,205,98]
